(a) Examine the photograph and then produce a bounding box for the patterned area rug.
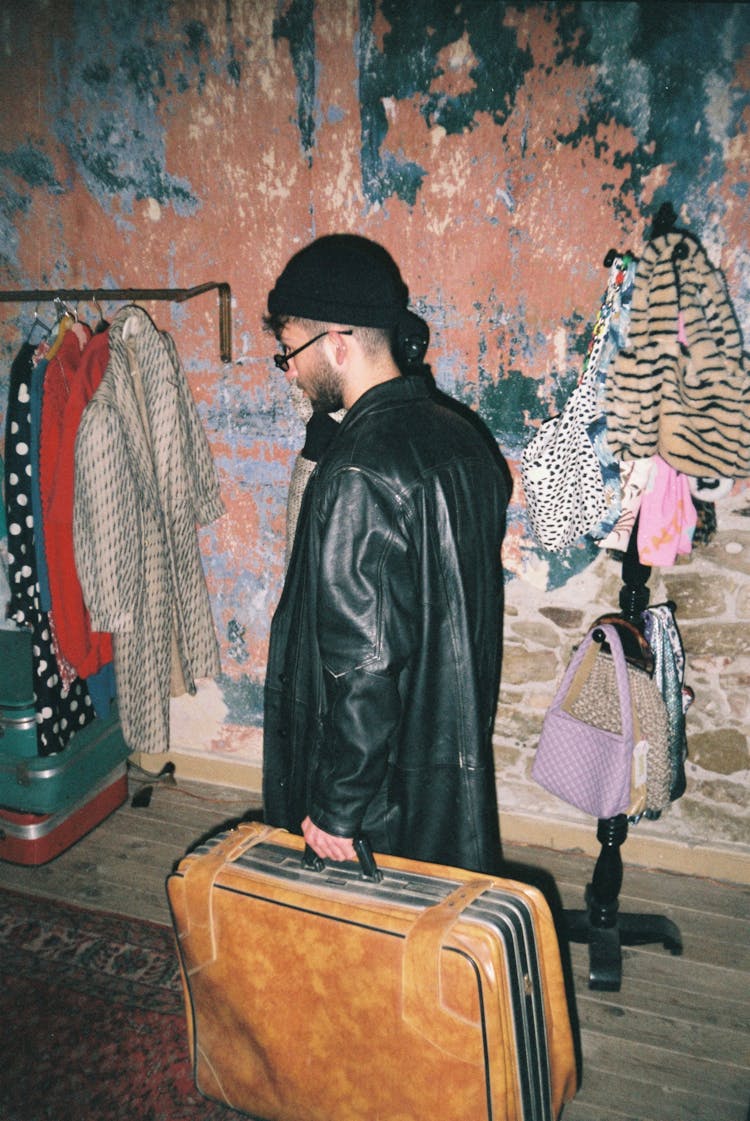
[0,888,247,1121]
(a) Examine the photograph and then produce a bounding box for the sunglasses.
[274,329,353,372]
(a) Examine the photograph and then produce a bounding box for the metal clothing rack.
[0,281,232,362]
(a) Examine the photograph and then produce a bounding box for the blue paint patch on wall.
[273,0,316,158]
[227,618,249,663]
[0,145,64,271]
[0,183,27,272]
[476,368,548,458]
[0,145,63,194]
[50,0,199,217]
[557,1,750,220]
[217,672,264,726]
[207,377,305,476]
[357,0,533,205]
[178,13,243,89]
[212,448,294,488]
[227,56,241,86]
[543,537,602,590]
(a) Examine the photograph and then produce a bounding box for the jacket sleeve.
[46,355,114,676]
[162,332,225,527]
[73,403,141,634]
[308,467,418,838]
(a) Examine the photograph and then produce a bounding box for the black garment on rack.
[4,342,95,754]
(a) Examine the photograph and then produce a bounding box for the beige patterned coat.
[74,305,225,753]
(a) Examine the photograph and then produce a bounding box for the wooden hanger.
[44,314,74,362]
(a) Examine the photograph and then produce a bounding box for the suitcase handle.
[302,834,383,883]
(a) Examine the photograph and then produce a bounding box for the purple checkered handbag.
[532,624,634,819]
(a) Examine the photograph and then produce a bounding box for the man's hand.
[301,815,357,862]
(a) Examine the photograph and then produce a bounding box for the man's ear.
[328,329,351,366]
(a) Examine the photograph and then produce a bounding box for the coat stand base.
[563,815,682,991]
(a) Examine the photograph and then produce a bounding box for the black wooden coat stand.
[563,525,683,990]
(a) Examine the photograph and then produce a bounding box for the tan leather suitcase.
[166,823,578,1121]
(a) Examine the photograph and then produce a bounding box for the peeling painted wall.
[1,1,748,865]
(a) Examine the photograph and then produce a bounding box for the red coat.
[45,329,113,677]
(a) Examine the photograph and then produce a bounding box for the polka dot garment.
[4,342,95,755]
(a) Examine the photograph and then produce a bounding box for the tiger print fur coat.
[606,230,750,478]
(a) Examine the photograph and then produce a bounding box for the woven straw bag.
[532,624,672,818]
[568,650,671,816]
[532,625,634,818]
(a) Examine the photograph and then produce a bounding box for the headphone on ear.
[394,310,430,373]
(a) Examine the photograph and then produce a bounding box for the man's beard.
[306,357,345,413]
[288,380,313,424]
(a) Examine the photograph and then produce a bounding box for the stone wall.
[497,489,750,874]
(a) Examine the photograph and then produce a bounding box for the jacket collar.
[340,373,431,429]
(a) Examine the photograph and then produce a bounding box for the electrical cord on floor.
[126,758,260,810]
[127,760,175,807]
[128,760,176,783]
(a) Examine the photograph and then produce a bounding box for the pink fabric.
[637,455,697,565]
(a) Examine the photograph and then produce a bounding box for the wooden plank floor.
[1,771,748,1121]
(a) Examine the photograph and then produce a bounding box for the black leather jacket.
[263,375,510,873]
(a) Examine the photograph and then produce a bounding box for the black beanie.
[268,233,409,328]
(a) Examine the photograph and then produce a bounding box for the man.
[283,308,431,565]
[263,234,510,874]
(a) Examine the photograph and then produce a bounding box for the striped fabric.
[606,231,750,477]
[73,306,225,754]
